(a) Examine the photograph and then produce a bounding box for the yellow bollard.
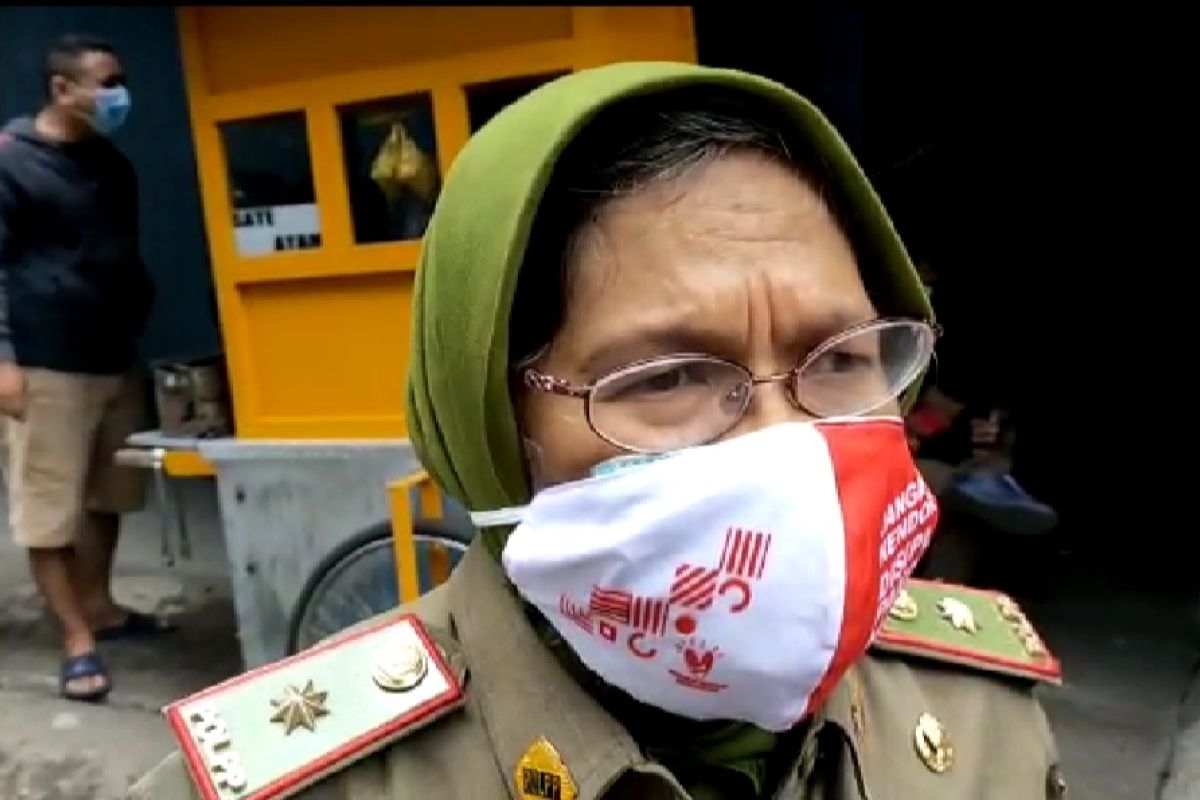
[387,471,444,604]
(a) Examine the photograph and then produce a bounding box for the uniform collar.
[814,665,873,800]
[448,542,659,799]
[445,541,872,800]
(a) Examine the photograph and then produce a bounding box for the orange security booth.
[177,6,695,441]
[132,7,697,666]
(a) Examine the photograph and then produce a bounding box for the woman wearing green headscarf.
[133,63,1065,800]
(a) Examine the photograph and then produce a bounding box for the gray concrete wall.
[0,6,221,364]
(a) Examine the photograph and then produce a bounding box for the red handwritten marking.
[598,621,618,642]
[675,614,697,635]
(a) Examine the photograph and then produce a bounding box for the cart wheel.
[286,520,472,654]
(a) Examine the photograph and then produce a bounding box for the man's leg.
[27,547,106,694]
[76,372,148,630]
[74,511,124,629]
[5,369,109,697]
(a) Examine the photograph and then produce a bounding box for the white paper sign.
[232,203,321,257]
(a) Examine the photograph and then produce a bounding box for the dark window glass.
[466,72,569,132]
[339,94,440,244]
[220,112,321,256]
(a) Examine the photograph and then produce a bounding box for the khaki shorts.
[3,368,148,549]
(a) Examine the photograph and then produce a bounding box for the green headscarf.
[406,61,932,795]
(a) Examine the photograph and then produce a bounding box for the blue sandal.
[60,652,112,703]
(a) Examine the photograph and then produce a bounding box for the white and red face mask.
[471,418,939,732]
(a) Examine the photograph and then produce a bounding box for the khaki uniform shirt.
[130,543,1066,799]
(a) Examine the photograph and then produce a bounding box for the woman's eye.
[637,366,693,393]
[604,363,710,401]
[809,349,876,374]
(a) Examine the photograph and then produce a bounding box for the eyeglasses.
[522,317,940,453]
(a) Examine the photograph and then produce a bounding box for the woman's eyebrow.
[579,324,737,375]
[577,306,878,375]
[781,307,879,353]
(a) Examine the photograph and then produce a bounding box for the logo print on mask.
[669,639,727,693]
[555,527,773,692]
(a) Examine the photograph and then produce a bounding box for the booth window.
[220,112,321,257]
[466,72,568,132]
[338,94,440,244]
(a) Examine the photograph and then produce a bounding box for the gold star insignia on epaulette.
[936,597,979,633]
[995,594,1049,657]
[996,594,1022,622]
[269,679,330,735]
[889,588,920,621]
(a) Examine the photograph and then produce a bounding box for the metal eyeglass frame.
[519,317,942,453]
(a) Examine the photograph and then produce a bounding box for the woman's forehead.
[550,151,873,365]
[568,154,863,293]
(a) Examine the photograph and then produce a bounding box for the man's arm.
[0,157,28,418]
[0,163,19,363]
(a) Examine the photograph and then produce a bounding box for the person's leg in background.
[914,455,981,582]
[75,511,123,630]
[5,369,111,700]
[74,371,160,637]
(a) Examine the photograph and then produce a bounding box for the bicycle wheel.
[286,520,472,654]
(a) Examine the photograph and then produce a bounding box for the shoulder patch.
[873,578,1061,685]
[164,613,465,800]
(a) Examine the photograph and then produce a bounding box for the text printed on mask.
[874,475,938,628]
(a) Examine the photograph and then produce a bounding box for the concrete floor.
[0,479,1197,799]
[1018,561,1198,799]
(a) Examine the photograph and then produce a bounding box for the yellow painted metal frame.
[162,449,215,479]
[176,7,696,442]
[387,471,445,604]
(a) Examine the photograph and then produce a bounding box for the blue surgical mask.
[590,451,679,478]
[91,86,131,135]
